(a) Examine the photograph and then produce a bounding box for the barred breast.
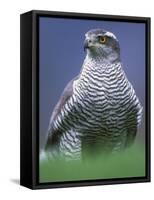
[54,59,142,159]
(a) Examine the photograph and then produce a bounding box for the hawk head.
[84,29,120,63]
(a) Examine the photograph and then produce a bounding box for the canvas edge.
[20,11,33,189]
[20,10,151,190]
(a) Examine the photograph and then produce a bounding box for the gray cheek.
[102,46,113,54]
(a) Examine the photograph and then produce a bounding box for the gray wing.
[45,76,78,151]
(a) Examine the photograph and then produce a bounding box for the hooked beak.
[84,39,89,52]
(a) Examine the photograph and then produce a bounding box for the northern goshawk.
[44,29,142,160]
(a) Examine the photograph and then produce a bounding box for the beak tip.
[84,40,89,52]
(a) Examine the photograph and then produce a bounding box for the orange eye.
[99,36,107,44]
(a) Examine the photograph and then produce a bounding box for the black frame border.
[20,10,151,189]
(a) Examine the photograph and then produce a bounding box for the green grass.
[39,144,145,183]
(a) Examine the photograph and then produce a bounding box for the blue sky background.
[39,17,145,149]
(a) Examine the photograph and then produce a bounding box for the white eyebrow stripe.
[85,33,95,39]
[104,32,117,40]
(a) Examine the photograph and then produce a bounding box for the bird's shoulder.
[49,75,79,123]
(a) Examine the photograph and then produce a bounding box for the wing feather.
[45,76,78,151]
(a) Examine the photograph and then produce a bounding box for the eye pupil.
[99,36,106,44]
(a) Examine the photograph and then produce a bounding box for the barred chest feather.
[72,60,134,132]
[57,59,142,156]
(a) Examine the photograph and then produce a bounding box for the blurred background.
[39,17,145,150]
